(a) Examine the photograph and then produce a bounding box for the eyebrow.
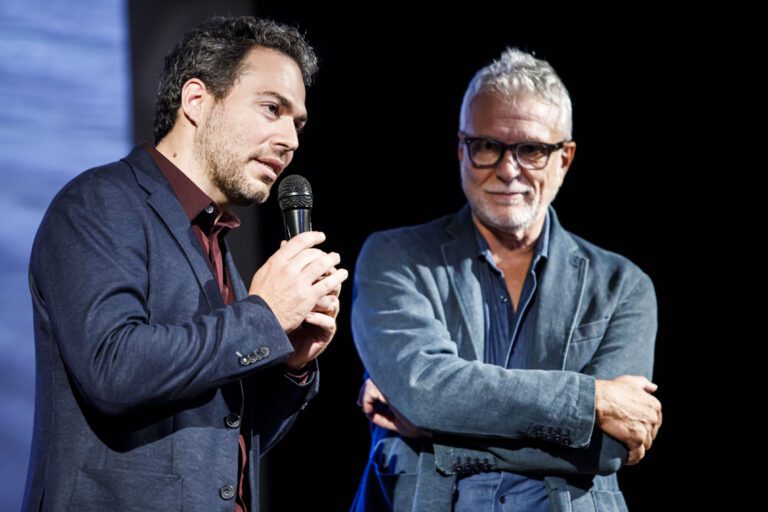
[257,91,308,126]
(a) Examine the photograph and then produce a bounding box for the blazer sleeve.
[353,232,597,448]
[437,273,658,476]
[249,360,320,455]
[31,175,296,416]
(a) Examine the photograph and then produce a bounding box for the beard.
[194,106,271,206]
[474,192,542,233]
[464,168,564,234]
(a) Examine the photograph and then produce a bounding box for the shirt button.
[219,484,235,500]
[499,495,506,504]
[205,205,215,214]
[225,414,241,429]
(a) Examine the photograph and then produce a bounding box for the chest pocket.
[571,319,609,344]
[566,319,609,371]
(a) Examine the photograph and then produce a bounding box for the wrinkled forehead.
[462,92,563,132]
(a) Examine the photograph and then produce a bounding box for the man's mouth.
[252,157,284,182]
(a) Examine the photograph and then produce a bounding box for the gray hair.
[459,48,572,138]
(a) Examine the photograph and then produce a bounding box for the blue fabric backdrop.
[0,1,131,508]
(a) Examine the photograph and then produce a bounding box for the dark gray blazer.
[23,148,317,511]
[351,206,657,512]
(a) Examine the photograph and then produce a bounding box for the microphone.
[277,175,313,239]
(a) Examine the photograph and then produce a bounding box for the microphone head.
[278,174,313,211]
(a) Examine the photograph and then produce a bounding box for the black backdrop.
[131,2,703,509]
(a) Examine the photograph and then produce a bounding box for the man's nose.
[496,149,521,180]
[273,118,299,152]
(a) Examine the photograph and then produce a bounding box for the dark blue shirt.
[454,213,551,512]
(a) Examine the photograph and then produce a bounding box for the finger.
[626,445,645,466]
[622,375,654,390]
[278,231,326,259]
[317,267,343,297]
[301,252,341,281]
[643,381,658,393]
[360,384,381,415]
[327,280,342,297]
[312,268,349,297]
[651,410,662,440]
[357,379,378,407]
[313,294,339,314]
[303,311,336,331]
[370,412,398,432]
[361,396,375,415]
[643,427,653,451]
[369,382,388,405]
[289,248,335,271]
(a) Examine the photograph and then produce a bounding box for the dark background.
[131,2,704,509]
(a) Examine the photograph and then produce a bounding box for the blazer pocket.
[68,466,182,511]
[570,319,609,344]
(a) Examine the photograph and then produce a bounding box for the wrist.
[286,358,309,373]
[286,357,314,375]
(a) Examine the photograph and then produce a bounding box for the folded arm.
[354,232,659,475]
[353,232,597,448]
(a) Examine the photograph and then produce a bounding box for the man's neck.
[473,215,544,260]
[156,135,226,207]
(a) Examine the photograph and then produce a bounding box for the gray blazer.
[351,205,656,511]
[23,148,317,512]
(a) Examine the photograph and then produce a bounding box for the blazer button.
[453,463,463,474]
[225,414,241,429]
[219,484,235,500]
[239,355,251,366]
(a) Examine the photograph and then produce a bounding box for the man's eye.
[518,144,546,158]
[263,104,279,115]
[479,140,499,151]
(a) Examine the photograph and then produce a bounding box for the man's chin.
[222,188,267,207]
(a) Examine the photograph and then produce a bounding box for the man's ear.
[180,78,210,128]
[558,141,577,179]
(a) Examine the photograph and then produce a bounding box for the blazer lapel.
[124,148,218,311]
[442,206,484,361]
[528,209,589,371]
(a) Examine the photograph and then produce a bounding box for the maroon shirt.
[144,145,249,512]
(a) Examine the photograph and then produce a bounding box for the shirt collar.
[474,211,551,271]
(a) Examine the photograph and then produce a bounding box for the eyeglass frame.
[458,131,573,170]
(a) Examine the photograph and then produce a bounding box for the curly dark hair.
[153,16,318,143]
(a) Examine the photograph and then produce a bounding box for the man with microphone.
[23,16,346,512]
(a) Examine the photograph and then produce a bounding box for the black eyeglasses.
[459,132,571,170]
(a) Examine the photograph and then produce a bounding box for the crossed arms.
[353,230,661,476]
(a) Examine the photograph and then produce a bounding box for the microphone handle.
[282,208,312,239]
